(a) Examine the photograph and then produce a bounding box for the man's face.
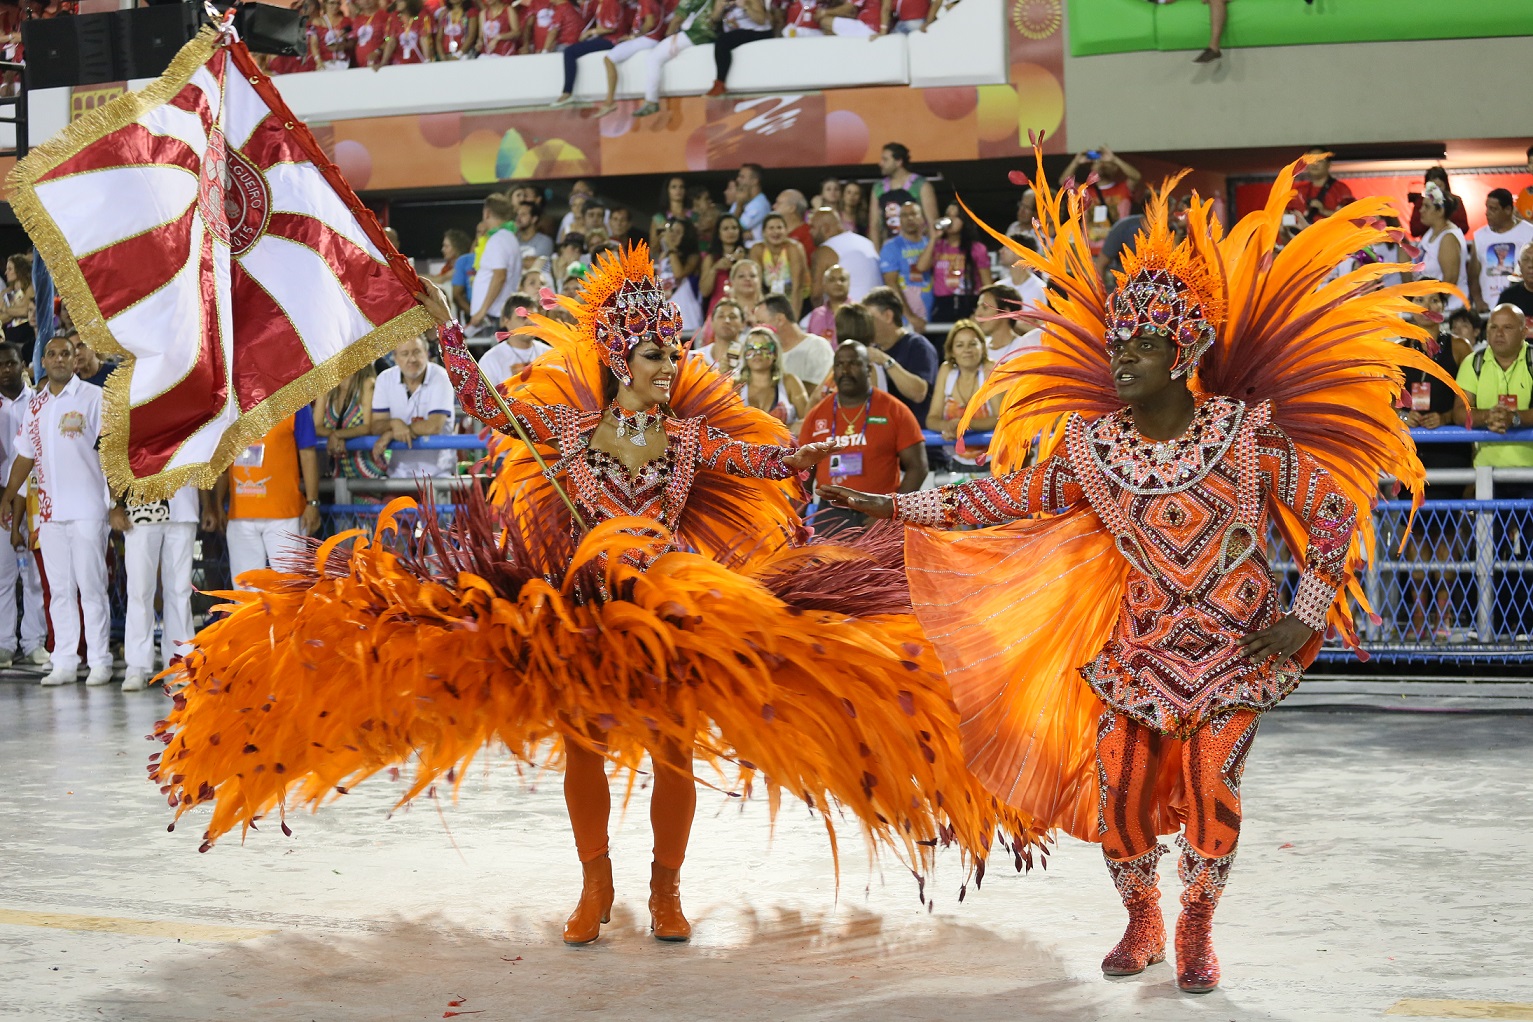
[583,207,605,230]
[750,302,780,331]
[713,303,743,342]
[736,167,757,194]
[899,202,925,238]
[1486,308,1528,361]
[1520,245,1533,281]
[0,349,21,391]
[394,337,429,379]
[878,148,898,177]
[832,344,871,397]
[72,339,96,373]
[810,209,839,244]
[515,204,537,231]
[824,265,850,301]
[773,192,799,220]
[1305,154,1331,183]
[1486,197,1513,231]
[609,208,630,236]
[1017,191,1036,224]
[43,339,74,386]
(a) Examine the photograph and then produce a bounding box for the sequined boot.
[648,863,691,942]
[563,854,614,946]
[1174,834,1237,993]
[1101,844,1168,976]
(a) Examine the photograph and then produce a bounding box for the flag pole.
[463,349,589,533]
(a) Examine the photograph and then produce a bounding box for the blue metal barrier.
[282,428,1531,664]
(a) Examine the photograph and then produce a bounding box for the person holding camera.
[1288,148,1355,224]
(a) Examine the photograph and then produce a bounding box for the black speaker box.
[115,4,203,80]
[21,14,117,90]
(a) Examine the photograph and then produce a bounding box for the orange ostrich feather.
[150,495,1047,884]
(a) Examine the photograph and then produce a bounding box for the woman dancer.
[151,246,1043,947]
[822,154,1459,992]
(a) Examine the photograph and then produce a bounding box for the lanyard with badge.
[828,394,869,479]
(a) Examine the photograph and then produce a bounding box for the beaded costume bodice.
[892,396,1358,736]
[505,400,795,559]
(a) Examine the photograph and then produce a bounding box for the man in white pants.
[0,336,114,687]
[215,408,321,588]
[0,342,47,669]
[113,485,202,692]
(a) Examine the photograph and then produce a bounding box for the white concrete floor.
[2,678,1530,1022]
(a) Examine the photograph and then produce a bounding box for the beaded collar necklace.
[608,403,663,447]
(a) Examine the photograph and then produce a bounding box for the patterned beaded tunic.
[505,398,796,553]
[892,396,1357,737]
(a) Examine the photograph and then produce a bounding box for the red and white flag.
[8,26,433,500]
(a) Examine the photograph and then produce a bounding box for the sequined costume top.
[498,399,797,538]
[891,396,1357,736]
[439,320,797,567]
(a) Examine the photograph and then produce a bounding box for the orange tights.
[1096,707,1261,862]
[563,729,696,870]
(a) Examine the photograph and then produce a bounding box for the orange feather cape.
[150,247,1047,886]
[911,149,1463,842]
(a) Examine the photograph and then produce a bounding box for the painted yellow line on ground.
[1386,1000,1533,1020]
[0,908,276,943]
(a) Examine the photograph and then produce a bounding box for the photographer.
[1289,148,1355,224]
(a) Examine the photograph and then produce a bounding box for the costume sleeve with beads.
[1256,425,1357,632]
[437,321,566,442]
[697,425,796,479]
[890,455,1084,528]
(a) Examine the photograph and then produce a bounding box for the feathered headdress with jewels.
[546,244,683,385]
[1105,183,1225,379]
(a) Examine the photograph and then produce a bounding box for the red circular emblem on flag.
[224,144,270,255]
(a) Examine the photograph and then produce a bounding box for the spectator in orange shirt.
[1290,148,1356,224]
[800,340,927,534]
[212,410,322,590]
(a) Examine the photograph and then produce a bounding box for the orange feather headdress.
[1106,180,1226,378]
[544,244,683,385]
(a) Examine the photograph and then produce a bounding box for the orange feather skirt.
[149,493,1048,888]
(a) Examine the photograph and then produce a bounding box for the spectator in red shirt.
[1408,167,1471,239]
[385,0,436,63]
[539,0,586,52]
[781,0,824,36]
[553,0,630,104]
[310,0,354,69]
[885,0,934,34]
[1289,148,1356,224]
[478,0,521,54]
[820,0,882,37]
[775,190,816,260]
[352,0,397,68]
[436,0,479,59]
[802,341,928,534]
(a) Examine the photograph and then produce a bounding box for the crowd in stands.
[258,0,949,106]
[4,141,1533,684]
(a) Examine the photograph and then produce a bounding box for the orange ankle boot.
[1101,844,1168,976]
[563,854,614,946]
[648,863,691,942]
[1174,835,1237,993]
